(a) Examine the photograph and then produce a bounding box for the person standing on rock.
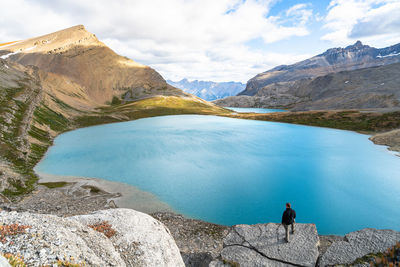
[282,202,296,242]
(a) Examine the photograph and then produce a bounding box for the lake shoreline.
[30,114,400,235]
[3,171,350,265]
[35,172,174,215]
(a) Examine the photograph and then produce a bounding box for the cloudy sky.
[1,0,400,82]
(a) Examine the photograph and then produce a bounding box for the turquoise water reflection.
[35,115,400,234]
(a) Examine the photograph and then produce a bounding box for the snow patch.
[0,46,37,59]
[345,80,349,84]
[0,51,20,59]
[25,46,37,51]
[4,64,9,69]
[376,51,400,58]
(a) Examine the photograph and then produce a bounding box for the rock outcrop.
[1,208,399,267]
[72,209,185,267]
[319,228,400,267]
[0,208,184,267]
[370,129,400,153]
[213,223,320,267]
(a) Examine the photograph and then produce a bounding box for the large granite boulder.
[217,223,320,267]
[319,228,400,267]
[72,208,185,267]
[0,209,184,267]
[0,211,125,266]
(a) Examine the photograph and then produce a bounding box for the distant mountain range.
[167,79,245,101]
[214,41,400,110]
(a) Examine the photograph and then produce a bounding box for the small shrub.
[111,96,122,105]
[39,182,69,189]
[368,242,400,267]
[2,253,26,267]
[88,221,116,238]
[0,224,31,243]
[57,257,86,267]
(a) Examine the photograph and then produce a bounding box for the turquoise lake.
[35,115,400,235]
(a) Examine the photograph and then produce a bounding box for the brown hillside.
[0,25,186,104]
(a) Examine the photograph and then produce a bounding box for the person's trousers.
[283,222,295,241]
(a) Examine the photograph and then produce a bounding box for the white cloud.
[0,0,313,82]
[322,0,400,47]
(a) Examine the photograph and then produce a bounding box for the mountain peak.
[0,24,103,55]
[354,40,363,47]
[345,40,369,50]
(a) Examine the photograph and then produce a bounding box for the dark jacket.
[282,208,296,225]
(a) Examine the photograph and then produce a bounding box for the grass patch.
[229,110,400,133]
[38,181,70,189]
[33,104,70,132]
[28,125,51,144]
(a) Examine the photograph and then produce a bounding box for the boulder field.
[0,208,399,267]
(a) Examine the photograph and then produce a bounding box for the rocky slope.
[240,41,400,97]
[215,62,400,110]
[1,208,399,267]
[0,26,229,200]
[215,41,400,110]
[167,79,245,101]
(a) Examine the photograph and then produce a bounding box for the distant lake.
[227,107,286,113]
[35,115,400,235]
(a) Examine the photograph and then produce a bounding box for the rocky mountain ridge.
[214,41,400,111]
[240,41,400,97]
[167,79,245,101]
[214,62,400,110]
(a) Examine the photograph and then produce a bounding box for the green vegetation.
[111,96,122,105]
[38,181,70,188]
[33,104,70,132]
[75,96,230,128]
[350,242,400,266]
[222,259,240,267]
[229,110,400,133]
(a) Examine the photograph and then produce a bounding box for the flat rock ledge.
[211,223,319,267]
[319,228,400,267]
[0,208,184,267]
